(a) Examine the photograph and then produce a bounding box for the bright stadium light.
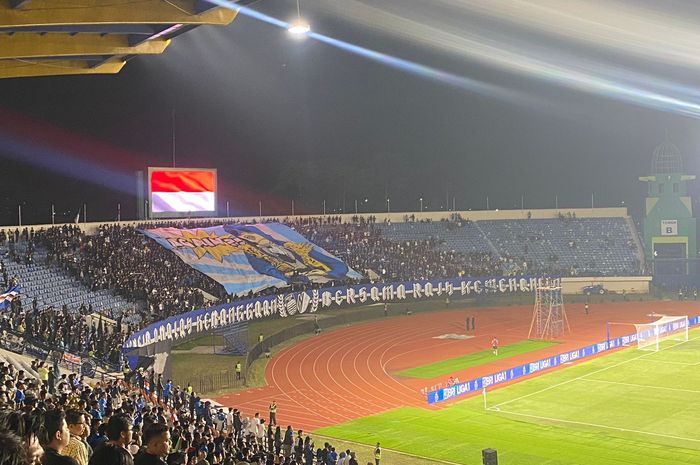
[288,0,310,35]
[288,20,310,34]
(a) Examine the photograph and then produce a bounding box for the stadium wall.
[0,207,629,235]
[561,276,651,294]
[123,275,556,349]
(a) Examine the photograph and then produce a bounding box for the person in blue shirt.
[98,393,108,417]
[89,400,102,421]
[13,382,25,408]
[163,379,172,406]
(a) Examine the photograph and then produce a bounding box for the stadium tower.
[639,137,697,281]
[528,278,570,339]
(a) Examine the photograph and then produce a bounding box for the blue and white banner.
[123,275,556,349]
[141,223,362,296]
[426,315,700,404]
[0,285,20,310]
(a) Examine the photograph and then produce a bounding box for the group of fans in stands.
[1,217,503,362]
[0,356,369,465]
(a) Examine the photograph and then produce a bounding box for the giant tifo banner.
[141,223,362,296]
[124,275,556,349]
[427,315,700,405]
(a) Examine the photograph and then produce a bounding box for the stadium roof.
[0,0,252,79]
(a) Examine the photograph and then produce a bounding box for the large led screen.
[148,167,217,218]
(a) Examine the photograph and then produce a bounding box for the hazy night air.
[2,0,700,224]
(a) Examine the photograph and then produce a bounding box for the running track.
[214,301,698,431]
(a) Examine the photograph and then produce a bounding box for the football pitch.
[397,340,558,379]
[316,328,700,465]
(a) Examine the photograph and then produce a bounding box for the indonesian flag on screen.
[151,170,215,213]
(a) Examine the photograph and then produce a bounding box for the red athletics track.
[213,300,699,431]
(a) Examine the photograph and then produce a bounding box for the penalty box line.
[490,409,700,444]
[577,377,700,394]
[489,335,700,411]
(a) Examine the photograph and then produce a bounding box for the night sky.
[2,0,700,225]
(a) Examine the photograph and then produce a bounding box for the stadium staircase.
[0,347,40,378]
[625,215,646,272]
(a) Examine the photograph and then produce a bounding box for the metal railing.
[180,369,246,394]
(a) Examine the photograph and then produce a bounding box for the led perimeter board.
[147,167,217,218]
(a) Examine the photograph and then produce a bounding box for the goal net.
[634,315,689,352]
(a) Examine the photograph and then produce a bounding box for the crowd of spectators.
[22,217,503,321]
[0,302,124,365]
[0,357,368,465]
[37,225,217,322]
[0,214,640,375]
[0,214,641,324]
[294,221,502,281]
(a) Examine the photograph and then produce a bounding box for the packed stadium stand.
[1,214,642,332]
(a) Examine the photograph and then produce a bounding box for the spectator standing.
[282,426,293,458]
[268,401,277,426]
[63,410,89,465]
[41,410,79,465]
[162,379,172,407]
[273,426,281,456]
[294,430,303,459]
[134,423,170,465]
[88,414,133,465]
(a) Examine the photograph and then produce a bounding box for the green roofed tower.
[639,138,696,272]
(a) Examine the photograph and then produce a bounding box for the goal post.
[606,315,688,352]
[634,315,688,352]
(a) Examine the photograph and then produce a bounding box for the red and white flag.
[150,170,215,213]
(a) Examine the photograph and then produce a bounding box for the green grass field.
[397,340,558,379]
[317,330,700,465]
